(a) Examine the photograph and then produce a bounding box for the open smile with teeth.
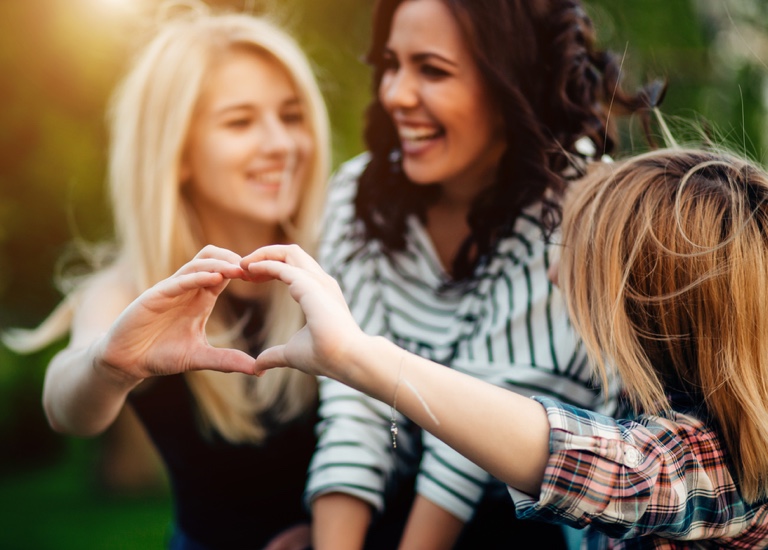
[249,170,287,185]
[398,126,445,143]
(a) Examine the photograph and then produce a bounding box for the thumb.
[189,347,258,375]
[254,345,288,375]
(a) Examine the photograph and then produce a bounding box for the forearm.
[305,388,400,521]
[342,336,551,496]
[399,495,464,550]
[312,493,372,550]
[43,337,143,436]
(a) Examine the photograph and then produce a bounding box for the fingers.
[241,244,325,276]
[152,270,228,299]
[254,345,289,374]
[194,244,244,264]
[243,259,300,286]
[174,254,247,282]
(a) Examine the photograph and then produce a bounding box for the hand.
[241,244,366,379]
[262,523,312,550]
[97,245,256,382]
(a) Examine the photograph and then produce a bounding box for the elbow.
[46,415,71,435]
[42,398,104,438]
[41,388,67,434]
[45,414,105,438]
[42,400,71,435]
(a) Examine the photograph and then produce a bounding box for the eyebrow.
[214,97,302,116]
[384,47,458,68]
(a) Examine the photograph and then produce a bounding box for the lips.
[397,124,445,154]
[246,167,289,187]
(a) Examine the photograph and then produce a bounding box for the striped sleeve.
[417,431,491,520]
[305,154,419,511]
[411,223,608,522]
[305,376,416,511]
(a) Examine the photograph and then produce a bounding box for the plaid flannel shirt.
[509,397,768,549]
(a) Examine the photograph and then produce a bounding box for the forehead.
[388,0,470,59]
[198,48,298,110]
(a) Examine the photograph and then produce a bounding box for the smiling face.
[182,47,313,243]
[379,0,506,200]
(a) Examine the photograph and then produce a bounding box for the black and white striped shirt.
[306,153,618,521]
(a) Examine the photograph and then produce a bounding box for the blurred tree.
[0,0,134,474]
[588,0,767,158]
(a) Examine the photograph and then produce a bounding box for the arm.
[308,377,396,550]
[245,245,761,543]
[339,336,550,497]
[398,496,464,550]
[312,493,372,550]
[262,523,312,550]
[307,161,410,549]
[511,398,757,541]
[44,246,257,436]
[243,244,551,496]
[398,221,602,547]
[307,377,398,550]
[43,272,139,435]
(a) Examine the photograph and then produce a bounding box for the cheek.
[292,130,314,171]
[463,99,493,132]
[459,104,502,155]
[297,129,314,158]
[190,135,232,175]
[378,74,395,110]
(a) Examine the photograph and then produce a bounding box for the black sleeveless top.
[129,374,317,548]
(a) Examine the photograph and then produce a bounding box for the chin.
[402,163,441,186]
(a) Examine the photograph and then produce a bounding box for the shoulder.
[487,205,554,273]
[325,152,371,201]
[334,152,372,182]
[320,153,372,251]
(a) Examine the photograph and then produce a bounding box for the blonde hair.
[560,148,768,502]
[4,3,331,443]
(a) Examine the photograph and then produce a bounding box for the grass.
[0,438,173,550]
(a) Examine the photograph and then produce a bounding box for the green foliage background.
[0,0,766,548]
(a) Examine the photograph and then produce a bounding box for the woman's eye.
[282,111,304,125]
[225,118,251,128]
[421,64,449,78]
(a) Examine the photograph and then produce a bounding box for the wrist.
[90,337,144,391]
[341,335,403,405]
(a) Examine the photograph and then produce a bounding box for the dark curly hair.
[355,0,664,280]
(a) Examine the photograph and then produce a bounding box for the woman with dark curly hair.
[306,1,661,548]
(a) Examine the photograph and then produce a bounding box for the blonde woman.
[240,147,768,547]
[4,4,330,549]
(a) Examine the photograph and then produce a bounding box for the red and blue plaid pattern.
[510,397,768,549]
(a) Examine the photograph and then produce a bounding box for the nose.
[380,67,418,111]
[260,114,295,156]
